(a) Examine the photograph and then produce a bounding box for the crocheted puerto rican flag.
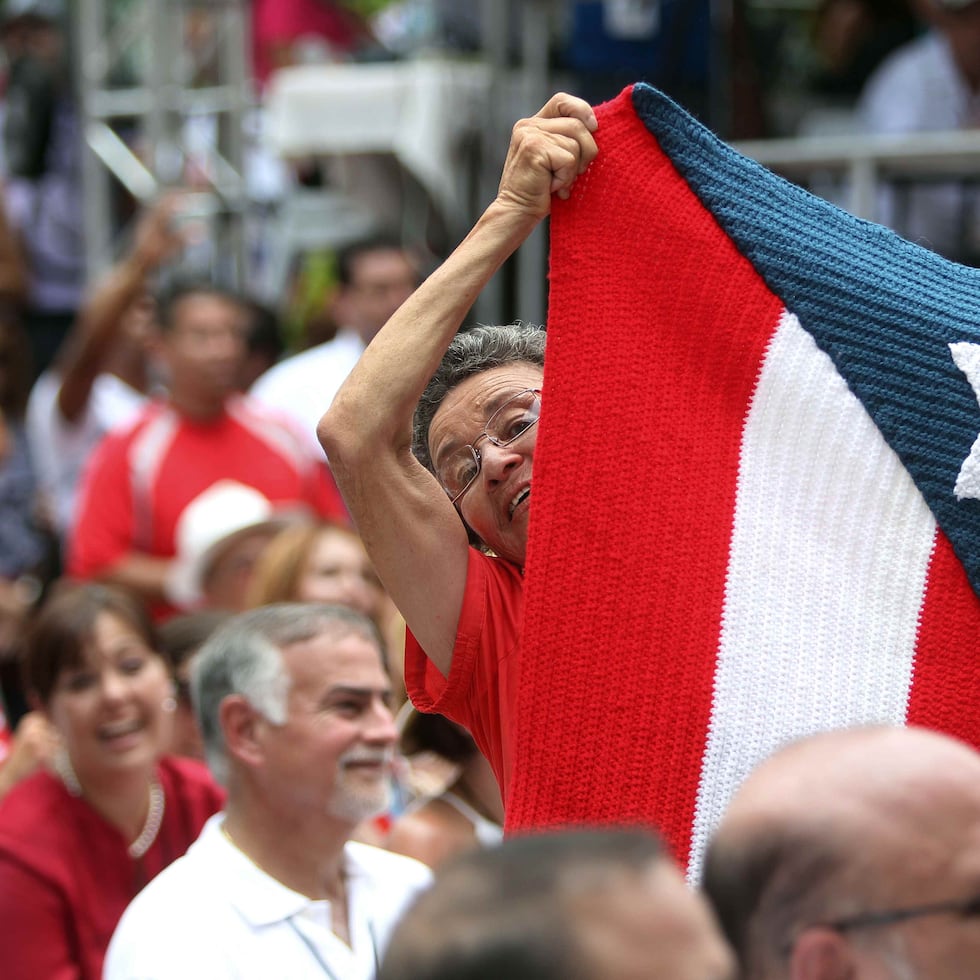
[516,83,980,879]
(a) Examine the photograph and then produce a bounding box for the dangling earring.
[162,687,177,714]
[54,748,82,797]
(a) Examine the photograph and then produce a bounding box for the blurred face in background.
[298,527,385,620]
[158,291,248,417]
[334,248,419,345]
[203,527,281,613]
[921,0,980,80]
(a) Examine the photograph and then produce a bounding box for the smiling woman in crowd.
[0,583,223,980]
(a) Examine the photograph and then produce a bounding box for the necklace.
[128,781,165,859]
[54,751,164,859]
[53,749,82,796]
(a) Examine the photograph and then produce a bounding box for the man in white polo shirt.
[104,603,431,980]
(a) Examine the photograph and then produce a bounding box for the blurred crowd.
[0,183,507,973]
[0,10,505,974]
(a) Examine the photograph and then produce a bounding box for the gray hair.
[412,323,546,473]
[190,603,383,785]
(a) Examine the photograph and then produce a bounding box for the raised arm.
[55,196,183,423]
[318,94,598,676]
[0,187,28,305]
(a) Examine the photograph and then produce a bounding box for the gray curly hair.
[412,323,546,474]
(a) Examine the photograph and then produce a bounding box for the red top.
[0,699,10,766]
[405,548,524,804]
[67,396,346,614]
[251,0,370,84]
[0,756,224,980]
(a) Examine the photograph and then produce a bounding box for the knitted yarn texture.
[515,83,980,879]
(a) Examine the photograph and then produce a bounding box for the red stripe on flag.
[513,87,783,865]
[907,530,980,741]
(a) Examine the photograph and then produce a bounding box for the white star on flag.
[950,341,980,501]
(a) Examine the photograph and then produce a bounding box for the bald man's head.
[703,726,980,979]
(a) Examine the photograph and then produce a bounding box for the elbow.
[317,399,374,469]
[318,390,413,476]
[316,403,350,464]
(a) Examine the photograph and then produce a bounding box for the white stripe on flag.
[687,310,937,881]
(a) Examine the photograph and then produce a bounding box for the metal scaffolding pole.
[472,0,511,325]
[473,0,557,327]
[72,0,252,284]
[515,0,555,328]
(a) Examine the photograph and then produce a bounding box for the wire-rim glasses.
[436,388,541,504]
[783,894,980,956]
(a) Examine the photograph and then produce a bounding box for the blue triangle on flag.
[630,82,980,596]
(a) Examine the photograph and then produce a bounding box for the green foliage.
[342,0,400,19]
[283,249,338,352]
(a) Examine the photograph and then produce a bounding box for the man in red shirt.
[318,95,597,803]
[68,281,345,616]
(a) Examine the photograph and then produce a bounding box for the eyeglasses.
[785,894,980,955]
[821,895,980,932]
[435,388,541,504]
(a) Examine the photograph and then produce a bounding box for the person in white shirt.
[104,603,432,980]
[857,0,980,260]
[250,234,420,455]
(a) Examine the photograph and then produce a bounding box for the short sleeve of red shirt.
[404,548,524,798]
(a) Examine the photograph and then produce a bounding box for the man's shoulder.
[26,370,95,446]
[90,399,171,457]
[860,31,954,128]
[880,30,943,73]
[465,548,525,604]
[89,373,148,429]
[224,394,318,461]
[252,333,364,395]
[26,370,59,419]
[104,820,231,979]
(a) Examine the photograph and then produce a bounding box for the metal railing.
[735,128,980,223]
